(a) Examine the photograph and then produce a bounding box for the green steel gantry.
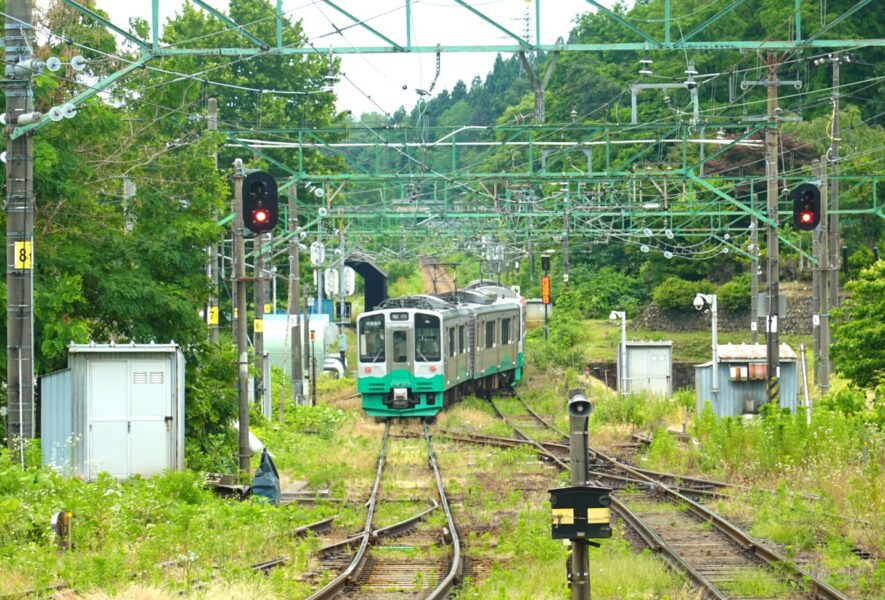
[13,1,885,262]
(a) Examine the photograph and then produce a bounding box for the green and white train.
[357,283,525,419]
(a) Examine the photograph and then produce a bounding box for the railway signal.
[790,183,821,231]
[243,171,278,234]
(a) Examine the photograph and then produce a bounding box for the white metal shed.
[41,342,185,479]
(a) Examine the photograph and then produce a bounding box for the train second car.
[357,286,524,418]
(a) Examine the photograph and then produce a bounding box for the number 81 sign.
[14,241,32,269]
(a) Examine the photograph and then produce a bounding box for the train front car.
[357,296,461,419]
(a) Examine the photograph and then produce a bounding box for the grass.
[716,570,792,597]
[577,319,812,364]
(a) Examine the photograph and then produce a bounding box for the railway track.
[307,422,462,599]
[486,394,849,600]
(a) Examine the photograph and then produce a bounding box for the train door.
[389,327,412,371]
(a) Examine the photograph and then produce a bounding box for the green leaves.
[832,260,885,390]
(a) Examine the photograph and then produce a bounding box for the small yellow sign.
[551,508,574,526]
[264,303,272,314]
[586,508,611,524]
[208,306,219,325]
[14,241,32,269]
[254,319,264,333]
[233,308,238,319]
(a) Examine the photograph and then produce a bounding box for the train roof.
[378,295,452,310]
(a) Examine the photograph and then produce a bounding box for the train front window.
[415,314,441,362]
[359,314,385,362]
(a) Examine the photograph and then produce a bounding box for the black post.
[568,390,591,600]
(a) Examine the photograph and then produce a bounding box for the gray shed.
[617,341,673,397]
[41,342,186,479]
[694,343,798,418]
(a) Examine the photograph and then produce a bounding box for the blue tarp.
[251,448,281,505]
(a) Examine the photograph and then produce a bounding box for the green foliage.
[653,277,714,312]
[287,405,348,439]
[0,450,335,594]
[183,343,239,472]
[717,274,751,312]
[832,261,885,389]
[525,315,585,370]
[591,392,678,430]
[555,267,647,318]
[691,400,884,479]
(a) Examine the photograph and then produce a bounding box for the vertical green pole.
[604,128,610,171]
[151,0,159,49]
[794,0,802,43]
[664,0,671,44]
[406,0,412,49]
[535,0,541,47]
[276,0,283,48]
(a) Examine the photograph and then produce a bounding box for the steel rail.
[424,422,463,599]
[488,395,850,600]
[306,422,390,600]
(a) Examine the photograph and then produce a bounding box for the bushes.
[717,274,751,312]
[184,342,239,472]
[652,277,714,312]
[651,275,750,313]
[555,267,647,319]
[525,315,585,370]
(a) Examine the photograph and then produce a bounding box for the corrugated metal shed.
[694,343,798,418]
[41,342,185,479]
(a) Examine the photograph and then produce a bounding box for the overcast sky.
[93,0,620,117]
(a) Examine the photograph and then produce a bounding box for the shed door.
[88,359,173,478]
[645,349,671,395]
[89,361,130,478]
[129,361,171,476]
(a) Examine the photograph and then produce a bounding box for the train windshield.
[414,314,441,362]
[359,314,385,363]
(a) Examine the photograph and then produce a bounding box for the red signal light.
[800,211,813,224]
[253,209,268,223]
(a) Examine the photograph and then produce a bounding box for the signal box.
[549,485,613,540]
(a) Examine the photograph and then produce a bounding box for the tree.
[831,260,885,389]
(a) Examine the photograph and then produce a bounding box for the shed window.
[415,314,441,362]
[359,314,386,362]
[485,321,496,348]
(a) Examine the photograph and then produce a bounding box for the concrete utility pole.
[764,53,781,407]
[750,209,759,344]
[233,159,251,473]
[303,283,312,406]
[207,98,220,343]
[253,233,265,417]
[5,0,36,446]
[287,187,303,411]
[812,159,831,393]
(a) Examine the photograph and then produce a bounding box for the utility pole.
[568,390,591,600]
[828,57,841,311]
[287,187,303,411]
[233,159,251,473]
[207,98,220,343]
[813,159,831,393]
[303,283,311,406]
[5,0,36,447]
[750,209,759,344]
[518,50,559,124]
[253,233,265,418]
[764,53,781,407]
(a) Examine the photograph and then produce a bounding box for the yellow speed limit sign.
[254,319,264,333]
[14,241,32,269]
[207,306,219,325]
